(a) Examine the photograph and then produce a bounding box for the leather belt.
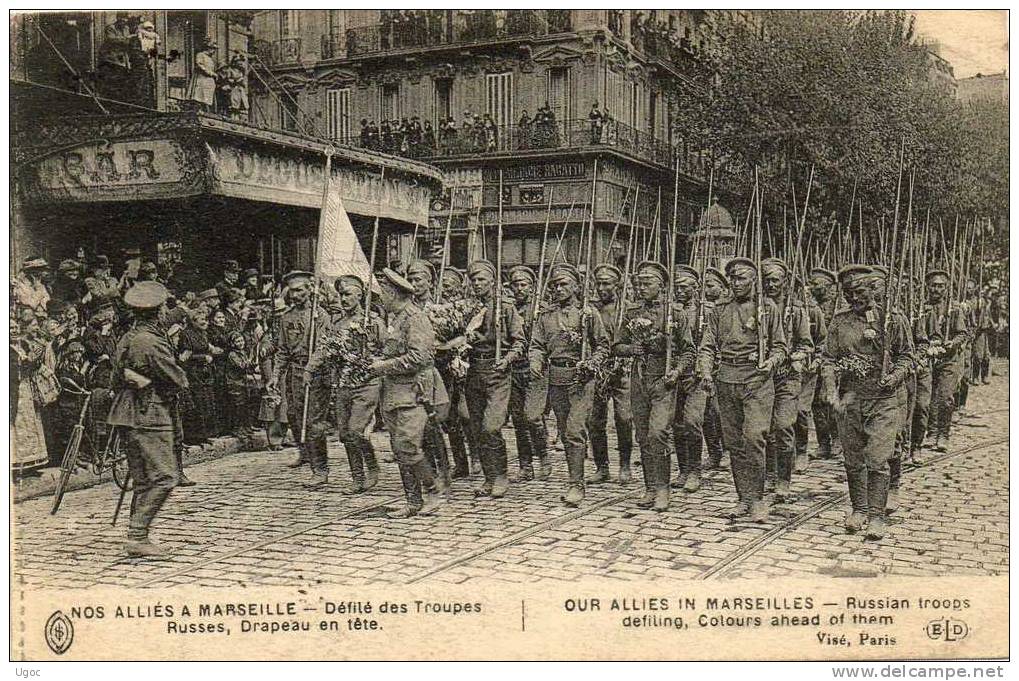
[550,358,578,368]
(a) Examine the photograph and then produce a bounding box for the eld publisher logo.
[925,618,969,642]
[44,611,74,655]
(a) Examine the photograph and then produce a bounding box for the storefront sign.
[484,162,586,182]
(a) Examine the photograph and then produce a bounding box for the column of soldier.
[108,168,994,557]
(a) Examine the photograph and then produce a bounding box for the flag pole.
[363,166,386,324]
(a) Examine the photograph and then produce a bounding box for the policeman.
[615,261,695,512]
[507,265,549,481]
[107,281,189,557]
[807,267,839,460]
[369,268,443,517]
[671,265,709,492]
[307,274,384,494]
[529,263,609,506]
[589,264,634,484]
[921,270,969,452]
[820,265,912,540]
[463,260,526,499]
[760,258,813,502]
[266,271,331,480]
[696,257,786,523]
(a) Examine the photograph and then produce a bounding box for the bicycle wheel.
[111,441,132,492]
[51,428,84,515]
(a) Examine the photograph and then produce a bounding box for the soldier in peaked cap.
[106,281,189,557]
[696,257,787,523]
[614,260,696,512]
[529,263,610,506]
[759,258,815,503]
[919,269,969,452]
[807,267,839,462]
[369,268,444,517]
[589,263,634,484]
[434,266,476,478]
[267,270,332,480]
[506,264,550,482]
[463,259,526,499]
[698,266,729,469]
[819,265,913,540]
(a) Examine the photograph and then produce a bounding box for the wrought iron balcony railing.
[321,33,346,60]
[252,37,302,65]
[336,118,709,179]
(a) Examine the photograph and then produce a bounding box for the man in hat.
[615,260,696,512]
[306,274,384,494]
[13,257,51,317]
[52,259,87,305]
[760,258,815,502]
[85,255,121,304]
[806,267,838,461]
[267,271,332,478]
[463,259,526,499]
[369,268,444,517]
[920,270,969,452]
[106,281,189,557]
[507,264,549,482]
[699,266,730,469]
[242,268,262,301]
[195,288,221,317]
[820,265,912,540]
[529,263,609,506]
[216,260,242,301]
[696,257,787,523]
[589,263,634,484]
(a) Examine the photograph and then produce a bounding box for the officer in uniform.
[614,261,695,512]
[807,267,839,460]
[670,264,710,492]
[589,264,634,484]
[696,257,786,523]
[463,259,525,499]
[761,258,814,502]
[369,268,443,518]
[107,281,189,557]
[507,265,549,481]
[820,265,913,540]
[266,271,331,480]
[529,263,609,505]
[307,274,384,494]
[921,270,969,452]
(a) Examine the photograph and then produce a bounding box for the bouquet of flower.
[626,316,664,352]
[831,353,877,380]
[317,321,379,386]
[427,298,484,343]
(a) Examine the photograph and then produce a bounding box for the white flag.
[315,163,376,290]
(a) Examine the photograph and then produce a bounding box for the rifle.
[606,182,635,256]
[434,180,460,304]
[665,157,680,371]
[880,139,905,377]
[529,189,555,326]
[615,186,642,334]
[495,169,504,362]
[581,159,599,360]
[753,167,766,369]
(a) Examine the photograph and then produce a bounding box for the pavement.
[11,361,1009,589]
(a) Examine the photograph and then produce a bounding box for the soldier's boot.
[287,442,308,468]
[774,479,791,502]
[589,430,610,485]
[886,487,900,515]
[175,444,196,487]
[535,455,552,480]
[653,457,671,513]
[618,461,632,485]
[683,471,702,492]
[341,441,367,495]
[636,454,655,509]
[865,472,890,540]
[585,466,610,485]
[363,441,380,490]
[490,440,509,498]
[449,428,470,479]
[430,427,452,493]
[844,470,868,533]
[511,464,535,483]
[389,464,422,518]
[749,498,770,523]
[561,445,586,507]
[671,430,687,489]
[416,461,444,516]
[794,450,809,474]
[125,538,167,558]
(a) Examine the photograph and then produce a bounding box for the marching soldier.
[761,258,814,502]
[507,265,549,481]
[615,261,695,512]
[107,281,189,557]
[696,257,786,523]
[589,264,634,484]
[306,274,384,494]
[807,268,839,460]
[820,265,913,540]
[792,274,828,474]
[921,270,969,452]
[671,265,709,492]
[700,267,729,469]
[435,267,476,478]
[463,259,526,499]
[266,271,331,481]
[529,263,609,506]
[369,268,444,518]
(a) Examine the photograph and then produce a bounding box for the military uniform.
[529,264,609,506]
[670,266,709,492]
[820,265,913,540]
[106,282,189,556]
[506,265,549,482]
[697,258,787,522]
[614,261,696,512]
[808,269,839,460]
[464,260,526,498]
[920,271,969,451]
[793,297,827,472]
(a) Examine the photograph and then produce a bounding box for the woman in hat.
[11,312,51,477]
[188,40,218,112]
[177,308,221,444]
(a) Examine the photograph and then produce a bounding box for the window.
[546,67,571,124]
[501,236,544,267]
[280,96,299,132]
[327,10,344,37]
[433,78,452,127]
[486,72,513,127]
[648,91,658,137]
[279,10,299,38]
[327,88,351,141]
[380,83,400,120]
[626,81,642,129]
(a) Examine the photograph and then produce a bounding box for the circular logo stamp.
[44,611,74,655]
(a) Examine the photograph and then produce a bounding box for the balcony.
[345,10,572,58]
[321,33,346,60]
[336,118,708,179]
[252,37,302,66]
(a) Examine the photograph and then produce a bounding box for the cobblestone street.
[12,363,1009,589]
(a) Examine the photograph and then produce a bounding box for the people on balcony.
[589,101,606,144]
[534,102,558,148]
[482,113,499,152]
[127,18,159,109]
[188,40,218,113]
[517,111,533,150]
[97,13,133,102]
[219,53,249,121]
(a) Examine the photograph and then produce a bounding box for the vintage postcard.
[9,7,1009,663]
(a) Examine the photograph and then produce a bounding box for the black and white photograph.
[8,7,1009,663]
